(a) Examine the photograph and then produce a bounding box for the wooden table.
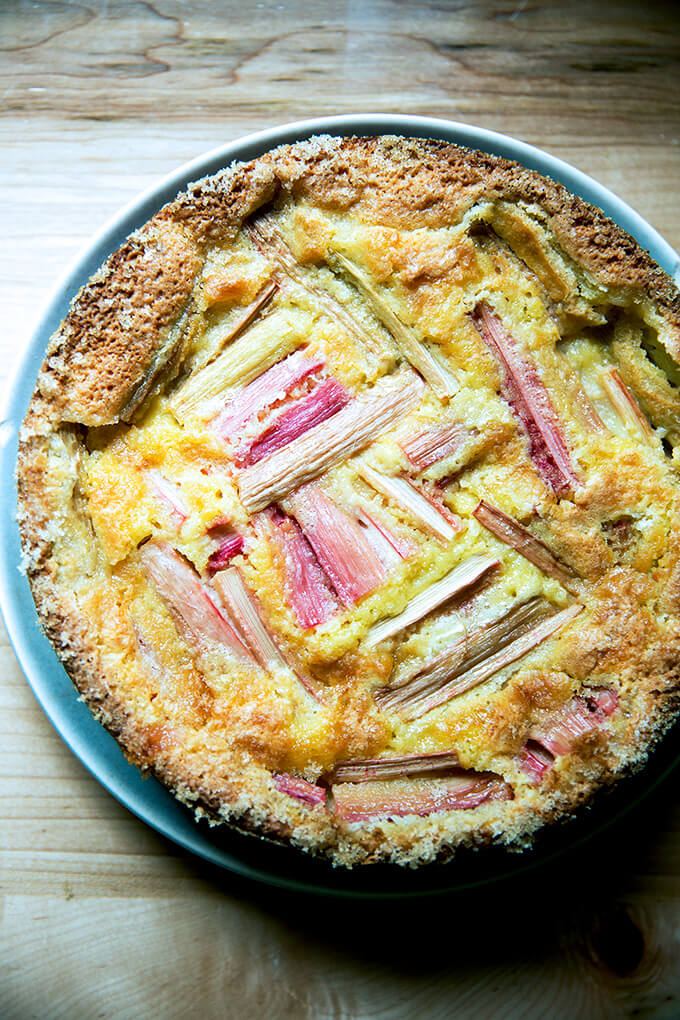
[2,2,680,1016]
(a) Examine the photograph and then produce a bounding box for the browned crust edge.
[15,134,680,868]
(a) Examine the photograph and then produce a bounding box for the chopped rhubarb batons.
[212,347,324,442]
[171,308,301,420]
[365,554,499,647]
[354,506,413,568]
[248,216,387,361]
[140,541,254,663]
[332,771,512,822]
[270,513,340,629]
[379,601,582,720]
[243,377,350,467]
[145,469,189,530]
[471,302,579,495]
[357,463,460,542]
[238,369,424,513]
[213,566,289,672]
[273,773,326,807]
[285,483,386,605]
[331,251,459,398]
[399,422,469,471]
[473,500,576,589]
[206,533,244,576]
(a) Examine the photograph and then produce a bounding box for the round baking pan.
[2,115,679,898]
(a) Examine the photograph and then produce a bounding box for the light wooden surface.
[2,2,680,1017]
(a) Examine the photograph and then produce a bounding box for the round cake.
[16,135,680,867]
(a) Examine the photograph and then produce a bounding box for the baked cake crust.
[17,136,680,867]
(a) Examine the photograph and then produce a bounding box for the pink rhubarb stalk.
[242,377,350,467]
[146,469,189,529]
[140,541,254,663]
[354,506,411,568]
[206,532,244,576]
[285,483,387,605]
[471,302,579,495]
[273,773,326,807]
[271,513,340,629]
[530,688,619,757]
[399,423,469,471]
[212,348,325,442]
[332,771,512,822]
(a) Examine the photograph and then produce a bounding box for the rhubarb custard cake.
[17,136,680,867]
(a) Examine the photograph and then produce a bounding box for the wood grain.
[2,1,680,1017]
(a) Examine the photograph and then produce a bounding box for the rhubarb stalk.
[285,483,387,605]
[471,302,579,495]
[365,554,499,648]
[332,771,511,822]
[473,500,576,589]
[357,463,460,542]
[269,513,340,629]
[140,541,254,663]
[599,366,656,446]
[399,423,469,471]
[212,347,324,441]
[331,251,459,398]
[213,566,289,672]
[380,601,582,719]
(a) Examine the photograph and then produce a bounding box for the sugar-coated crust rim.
[16,135,680,867]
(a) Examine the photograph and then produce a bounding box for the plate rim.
[2,114,679,898]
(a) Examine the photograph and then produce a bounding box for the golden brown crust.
[16,134,680,868]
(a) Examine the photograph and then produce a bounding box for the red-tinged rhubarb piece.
[392,602,583,720]
[328,750,461,784]
[531,688,619,757]
[518,742,555,784]
[332,771,512,822]
[473,500,576,589]
[146,469,189,529]
[273,773,326,807]
[599,366,656,446]
[239,369,424,513]
[213,566,289,672]
[399,423,469,471]
[377,597,552,714]
[140,541,254,663]
[331,251,459,398]
[272,514,340,629]
[355,506,411,568]
[206,533,244,576]
[365,554,499,648]
[285,483,386,605]
[471,302,579,495]
[212,348,324,441]
[243,377,350,467]
[357,463,460,542]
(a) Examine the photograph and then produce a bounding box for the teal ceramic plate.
[2,116,679,897]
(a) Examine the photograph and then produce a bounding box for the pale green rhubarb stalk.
[357,463,460,542]
[599,365,656,447]
[248,216,388,361]
[330,251,459,398]
[238,369,424,513]
[170,308,301,420]
[377,600,582,720]
[364,554,499,648]
[327,750,461,784]
[472,499,576,589]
